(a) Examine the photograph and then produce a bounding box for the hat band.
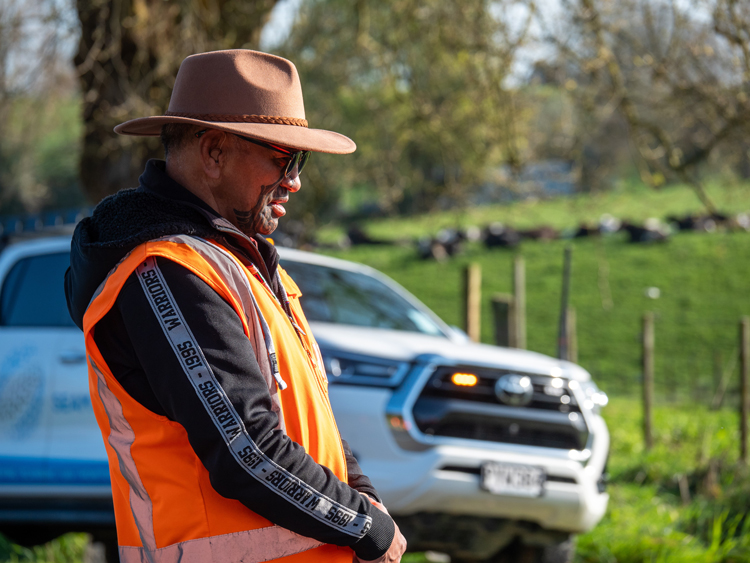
[165,111,308,128]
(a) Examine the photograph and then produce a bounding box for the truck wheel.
[489,536,576,563]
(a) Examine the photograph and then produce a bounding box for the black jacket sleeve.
[342,439,381,502]
[94,257,394,560]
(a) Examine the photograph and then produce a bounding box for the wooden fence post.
[463,263,482,342]
[741,316,749,464]
[491,294,515,347]
[566,307,578,364]
[557,246,573,360]
[643,312,655,450]
[513,255,526,349]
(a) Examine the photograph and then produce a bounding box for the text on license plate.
[480,461,546,497]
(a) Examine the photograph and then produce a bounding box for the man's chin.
[258,220,279,237]
[237,221,277,239]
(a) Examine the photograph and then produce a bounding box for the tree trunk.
[74,0,278,203]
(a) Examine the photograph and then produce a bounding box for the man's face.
[216,135,302,237]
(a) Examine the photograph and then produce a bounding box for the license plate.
[481,461,546,497]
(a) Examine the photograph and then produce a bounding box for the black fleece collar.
[65,159,280,329]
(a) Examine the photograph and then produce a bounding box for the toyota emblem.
[495,374,534,406]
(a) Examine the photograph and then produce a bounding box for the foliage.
[0,0,81,215]
[538,0,750,209]
[0,0,76,98]
[576,482,750,562]
[9,0,750,219]
[576,398,750,563]
[275,0,750,225]
[0,94,84,216]
[0,533,88,563]
[277,0,534,224]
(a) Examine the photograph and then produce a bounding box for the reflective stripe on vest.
[118,525,323,563]
[91,356,157,552]
[83,236,358,563]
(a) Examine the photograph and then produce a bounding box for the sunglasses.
[195,130,310,179]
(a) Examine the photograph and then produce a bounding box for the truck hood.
[309,322,591,382]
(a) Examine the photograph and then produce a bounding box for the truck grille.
[412,365,589,450]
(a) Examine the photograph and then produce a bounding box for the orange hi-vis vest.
[83,235,360,563]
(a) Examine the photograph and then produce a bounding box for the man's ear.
[198,130,227,180]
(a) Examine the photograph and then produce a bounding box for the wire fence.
[579,311,747,406]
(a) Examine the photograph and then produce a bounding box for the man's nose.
[282,168,302,192]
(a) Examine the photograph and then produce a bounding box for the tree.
[539,0,750,211]
[0,0,79,215]
[74,0,279,203]
[277,0,534,224]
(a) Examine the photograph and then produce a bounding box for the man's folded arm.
[95,256,394,561]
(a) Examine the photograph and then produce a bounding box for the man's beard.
[233,175,286,237]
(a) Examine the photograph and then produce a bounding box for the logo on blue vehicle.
[0,346,44,438]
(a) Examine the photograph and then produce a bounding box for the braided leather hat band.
[164,112,309,128]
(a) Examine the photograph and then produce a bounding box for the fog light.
[451,372,478,386]
[389,415,411,431]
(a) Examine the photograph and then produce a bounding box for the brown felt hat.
[114,49,356,154]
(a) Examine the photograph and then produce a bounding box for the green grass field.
[575,398,750,563]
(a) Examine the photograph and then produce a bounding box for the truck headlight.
[321,351,410,387]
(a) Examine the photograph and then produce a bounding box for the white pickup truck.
[0,234,609,563]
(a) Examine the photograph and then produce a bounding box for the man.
[65,50,407,563]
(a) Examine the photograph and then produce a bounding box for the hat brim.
[114,116,356,155]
